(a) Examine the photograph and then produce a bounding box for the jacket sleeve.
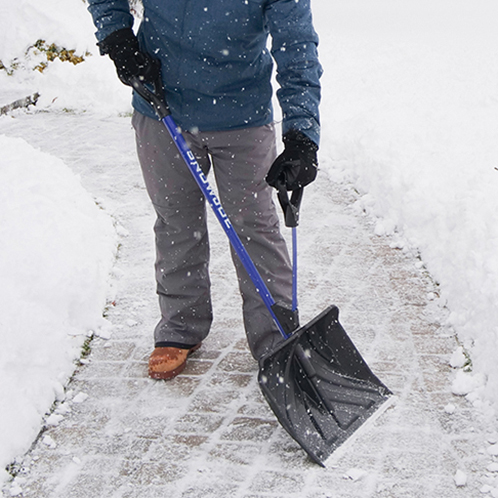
[265,0,323,146]
[87,0,134,43]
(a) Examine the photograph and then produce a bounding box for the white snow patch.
[72,393,89,404]
[8,483,22,497]
[54,403,71,416]
[41,435,56,449]
[488,434,498,445]
[454,469,467,487]
[449,347,467,369]
[95,321,114,340]
[444,404,456,415]
[343,468,367,481]
[45,414,64,427]
[451,370,485,397]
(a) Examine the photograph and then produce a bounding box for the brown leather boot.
[148,343,201,380]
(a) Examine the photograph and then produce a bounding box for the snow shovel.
[130,77,392,466]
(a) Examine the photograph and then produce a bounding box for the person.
[87,0,322,380]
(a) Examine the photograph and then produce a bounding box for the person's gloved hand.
[98,28,161,87]
[266,130,318,191]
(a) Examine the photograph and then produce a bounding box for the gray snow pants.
[132,112,293,360]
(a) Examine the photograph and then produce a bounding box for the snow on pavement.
[1,112,496,497]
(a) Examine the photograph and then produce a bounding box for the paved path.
[0,112,493,497]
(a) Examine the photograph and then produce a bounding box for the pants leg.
[203,124,294,359]
[133,112,292,359]
[132,111,213,348]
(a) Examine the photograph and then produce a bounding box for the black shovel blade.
[258,305,392,466]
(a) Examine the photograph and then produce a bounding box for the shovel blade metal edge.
[258,305,392,466]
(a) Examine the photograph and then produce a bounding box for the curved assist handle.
[130,75,170,120]
[276,183,303,312]
[276,184,304,228]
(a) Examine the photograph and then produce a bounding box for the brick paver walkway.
[1,113,493,497]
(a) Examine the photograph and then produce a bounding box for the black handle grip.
[130,76,170,120]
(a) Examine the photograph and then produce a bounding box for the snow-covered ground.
[315,0,498,410]
[1,0,497,487]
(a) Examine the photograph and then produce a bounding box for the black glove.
[266,130,318,191]
[98,28,161,87]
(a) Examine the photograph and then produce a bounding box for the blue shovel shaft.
[161,115,291,339]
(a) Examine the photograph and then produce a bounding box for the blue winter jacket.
[87,0,322,145]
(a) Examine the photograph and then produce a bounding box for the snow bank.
[0,0,131,115]
[0,135,117,482]
[316,0,498,407]
[0,1,94,60]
